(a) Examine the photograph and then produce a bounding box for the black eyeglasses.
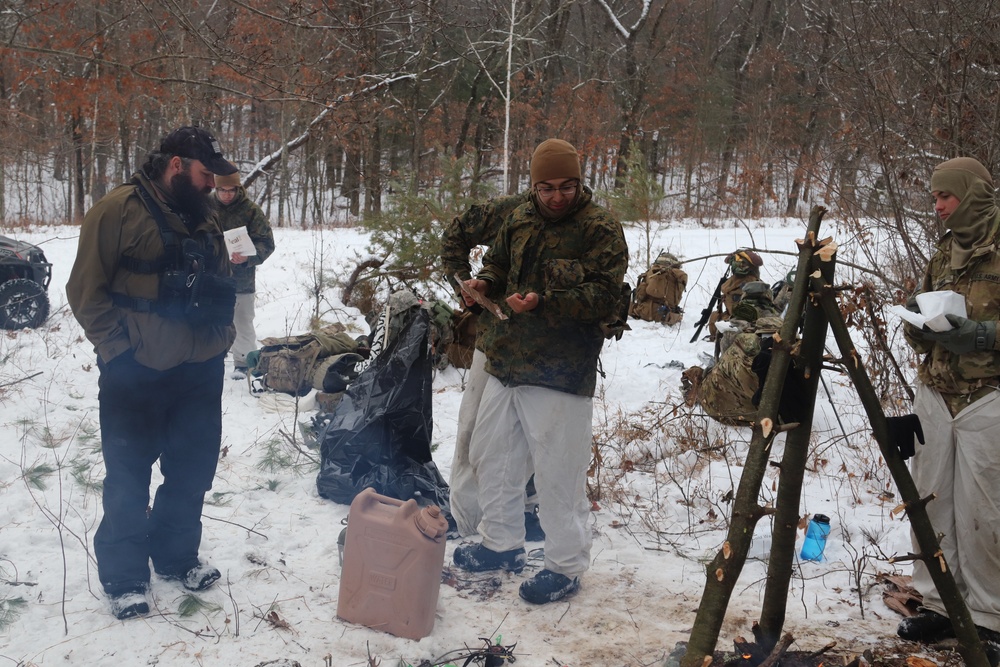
[535,182,579,198]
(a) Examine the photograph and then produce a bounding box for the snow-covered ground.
[0,217,920,666]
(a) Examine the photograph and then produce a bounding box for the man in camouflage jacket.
[452,139,628,605]
[440,191,542,539]
[707,248,763,340]
[214,168,276,377]
[898,157,1000,646]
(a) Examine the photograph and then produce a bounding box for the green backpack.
[250,325,361,396]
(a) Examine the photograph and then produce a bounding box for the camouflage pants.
[697,333,761,425]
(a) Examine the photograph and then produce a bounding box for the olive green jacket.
[215,187,275,294]
[477,188,628,397]
[66,172,235,370]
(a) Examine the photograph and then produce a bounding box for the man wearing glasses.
[440,190,547,542]
[452,138,629,604]
[214,167,275,379]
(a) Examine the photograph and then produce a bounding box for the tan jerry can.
[337,487,449,640]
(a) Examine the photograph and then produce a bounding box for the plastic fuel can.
[337,487,449,640]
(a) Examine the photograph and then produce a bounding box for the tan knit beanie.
[530,139,581,185]
[215,165,241,188]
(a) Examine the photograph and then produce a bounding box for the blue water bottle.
[800,514,830,561]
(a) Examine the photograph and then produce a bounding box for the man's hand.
[461,279,488,308]
[921,315,996,354]
[230,252,249,265]
[506,292,541,313]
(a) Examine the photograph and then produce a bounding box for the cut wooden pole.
[679,206,826,667]
[756,232,836,650]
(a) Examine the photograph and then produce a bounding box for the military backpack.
[250,324,362,396]
[630,252,687,325]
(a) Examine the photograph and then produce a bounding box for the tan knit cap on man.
[530,139,582,185]
[215,166,241,189]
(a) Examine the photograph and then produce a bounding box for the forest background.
[3,3,998,663]
[3,1,999,261]
[2,0,1000,315]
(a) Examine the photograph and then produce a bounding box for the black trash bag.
[315,308,451,515]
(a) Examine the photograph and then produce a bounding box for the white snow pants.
[231,292,257,367]
[469,375,593,577]
[910,383,1000,633]
[449,349,536,536]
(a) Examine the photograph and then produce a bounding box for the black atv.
[0,234,52,329]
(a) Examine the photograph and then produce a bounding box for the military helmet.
[732,281,776,323]
[740,280,772,301]
[654,251,681,268]
[726,249,763,277]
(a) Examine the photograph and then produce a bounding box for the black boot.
[524,506,545,542]
[897,608,952,642]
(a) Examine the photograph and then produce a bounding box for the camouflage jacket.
[720,273,759,318]
[904,224,1000,400]
[441,192,530,290]
[215,187,275,293]
[477,187,628,397]
[66,172,234,370]
[440,192,530,349]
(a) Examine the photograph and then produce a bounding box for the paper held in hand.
[889,290,967,332]
[454,273,508,320]
[223,226,257,257]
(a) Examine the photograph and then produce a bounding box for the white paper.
[889,290,967,332]
[223,226,257,257]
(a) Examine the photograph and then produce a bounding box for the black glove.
[884,414,925,460]
[921,315,997,355]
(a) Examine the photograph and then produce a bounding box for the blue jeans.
[95,350,225,596]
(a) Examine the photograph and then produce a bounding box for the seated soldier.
[706,249,763,341]
[683,281,784,426]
